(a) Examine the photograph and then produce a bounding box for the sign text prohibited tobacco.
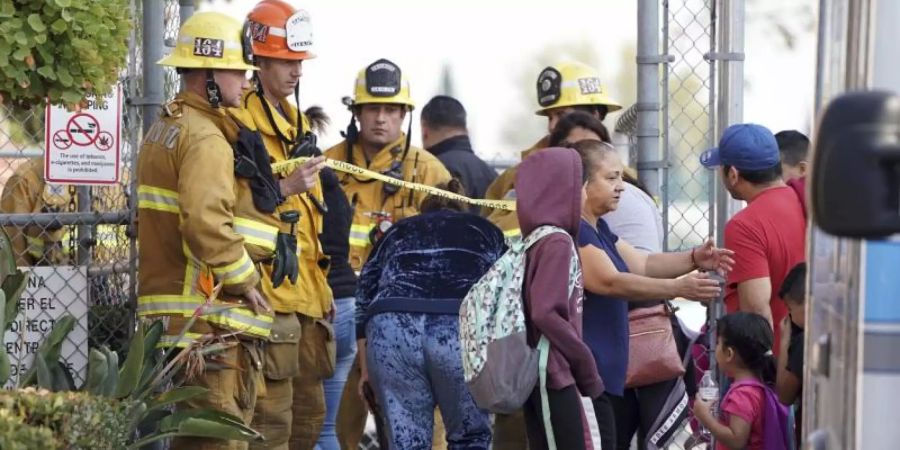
[44,86,122,185]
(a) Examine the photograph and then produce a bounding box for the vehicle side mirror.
[812,90,900,238]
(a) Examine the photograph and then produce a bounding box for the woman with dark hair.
[548,110,612,147]
[355,179,507,449]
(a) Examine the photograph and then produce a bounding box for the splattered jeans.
[366,312,492,450]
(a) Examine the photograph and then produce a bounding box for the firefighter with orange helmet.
[236,2,333,449]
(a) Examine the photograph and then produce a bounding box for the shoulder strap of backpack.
[523,225,567,250]
[538,336,556,450]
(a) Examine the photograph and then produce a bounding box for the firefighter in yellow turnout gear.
[483,61,622,239]
[323,59,451,450]
[234,2,334,449]
[0,158,74,266]
[136,12,273,450]
[0,159,131,268]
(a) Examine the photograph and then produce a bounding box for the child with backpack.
[693,312,791,450]
[516,148,605,449]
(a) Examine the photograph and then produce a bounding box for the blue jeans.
[315,297,358,450]
[366,312,491,450]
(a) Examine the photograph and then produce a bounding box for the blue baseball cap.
[699,123,781,171]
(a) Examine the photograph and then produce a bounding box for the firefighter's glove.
[271,211,300,289]
[272,232,299,289]
[289,132,322,159]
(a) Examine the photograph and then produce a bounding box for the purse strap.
[629,300,678,321]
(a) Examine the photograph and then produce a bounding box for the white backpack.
[459,225,580,449]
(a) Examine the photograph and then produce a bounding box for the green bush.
[0,388,136,449]
[0,0,131,108]
[0,408,59,450]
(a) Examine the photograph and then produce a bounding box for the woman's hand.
[693,239,735,275]
[676,272,722,302]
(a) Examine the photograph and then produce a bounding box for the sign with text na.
[3,267,88,389]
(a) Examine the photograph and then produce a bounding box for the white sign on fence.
[3,266,88,389]
[44,86,122,185]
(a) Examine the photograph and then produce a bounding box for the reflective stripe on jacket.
[136,91,271,342]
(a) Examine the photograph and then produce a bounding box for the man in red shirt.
[700,123,806,353]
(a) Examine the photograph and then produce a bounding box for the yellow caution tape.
[272,157,516,211]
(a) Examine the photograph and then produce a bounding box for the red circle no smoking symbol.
[66,113,100,146]
[52,130,72,150]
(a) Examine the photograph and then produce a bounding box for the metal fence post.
[142,0,165,132]
[76,187,93,267]
[711,0,746,245]
[179,0,194,29]
[636,0,665,198]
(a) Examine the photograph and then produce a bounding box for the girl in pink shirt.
[693,312,790,450]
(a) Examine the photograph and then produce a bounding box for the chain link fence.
[662,0,716,253]
[664,2,718,448]
[0,0,146,388]
[616,1,720,448]
[613,1,716,253]
[658,1,719,448]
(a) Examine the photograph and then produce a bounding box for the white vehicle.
[805,1,900,449]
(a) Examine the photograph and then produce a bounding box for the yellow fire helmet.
[158,12,258,71]
[535,61,621,115]
[349,58,415,110]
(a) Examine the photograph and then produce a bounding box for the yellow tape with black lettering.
[272,157,516,211]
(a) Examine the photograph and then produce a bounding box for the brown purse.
[624,302,685,388]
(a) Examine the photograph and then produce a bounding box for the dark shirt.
[787,322,804,445]
[426,135,498,211]
[319,168,357,299]
[578,218,631,396]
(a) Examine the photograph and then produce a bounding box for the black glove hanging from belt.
[272,210,300,289]
[233,126,284,214]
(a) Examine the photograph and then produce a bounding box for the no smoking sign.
[44,85,121,185]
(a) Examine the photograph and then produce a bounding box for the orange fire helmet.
[246,0,315,61]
